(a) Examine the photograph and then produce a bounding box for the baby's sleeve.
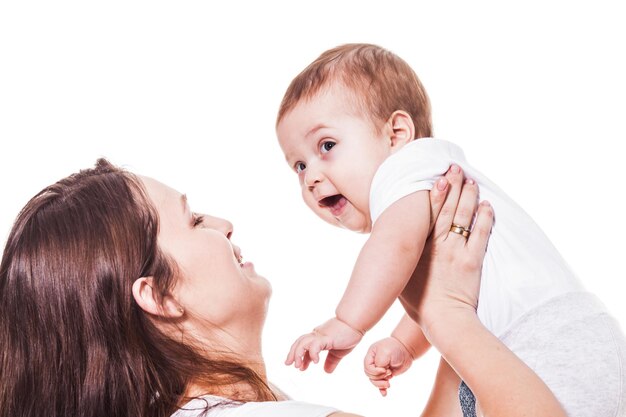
[369,139,456,225]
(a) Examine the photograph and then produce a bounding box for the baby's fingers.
[369,377,391,396]
[307,338,327,364]
[300,351,312,371]
[286,334,312,369]
[286,334,331,371]
[364,348,382,375]
[324,351,343,373]
[285,337,302,366]
[364,365,390,379]
[365,357,390,377]
[369,369,392,381]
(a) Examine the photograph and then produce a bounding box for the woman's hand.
[410,165,566,417]
[421,177,492,336]
[399,165,492,338]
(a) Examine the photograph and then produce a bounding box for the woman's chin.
[247,266,272,298]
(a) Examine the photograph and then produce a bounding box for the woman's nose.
[203,215,233,239]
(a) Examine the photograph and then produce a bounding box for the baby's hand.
[364,337,414,396]
[285,317,363,373]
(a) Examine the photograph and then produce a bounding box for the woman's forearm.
[427,313,566,417]
[414,169,563,416]
[420,357,462,417]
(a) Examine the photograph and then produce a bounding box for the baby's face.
[277,85,392,233]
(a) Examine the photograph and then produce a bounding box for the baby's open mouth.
[319,194,343,207]
[319,194,348,216]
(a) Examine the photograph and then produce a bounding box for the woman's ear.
[132,277,185,318]
[387,110,415,152]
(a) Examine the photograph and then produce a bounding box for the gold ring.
[450,223,471,238]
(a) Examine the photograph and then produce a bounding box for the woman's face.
[140,176,271,330]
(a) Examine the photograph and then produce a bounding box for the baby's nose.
[304,167,323,189]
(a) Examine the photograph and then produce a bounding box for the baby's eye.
[320,141,335,154]
[192,213,205,227]
[295,162,306,173]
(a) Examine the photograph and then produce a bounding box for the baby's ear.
[132,277,185,319]
[388,110,415,152]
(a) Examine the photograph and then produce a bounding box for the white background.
[1,1,625,415]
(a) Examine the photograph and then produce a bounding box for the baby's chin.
[321,213,372,234]
[344,218,372,234]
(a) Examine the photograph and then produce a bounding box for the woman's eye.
[192,214,205,227]
[320,141,335,153]
[295,162,306,173]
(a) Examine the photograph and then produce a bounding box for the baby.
[276,43,626,416]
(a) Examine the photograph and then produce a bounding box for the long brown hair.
[0,159,275,417]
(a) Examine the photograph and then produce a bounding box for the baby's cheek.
[362,219,372,233]
[304,198,341,227]
[349,198,372,232]
[302,194,316,212]
[312,205,338,226]
[347,213,371,234]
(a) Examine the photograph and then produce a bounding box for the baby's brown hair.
[277,43,432,138]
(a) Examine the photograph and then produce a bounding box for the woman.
[0,159,565,417]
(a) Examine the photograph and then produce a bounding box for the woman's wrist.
[420,308,480,353]
[430,313,567,417]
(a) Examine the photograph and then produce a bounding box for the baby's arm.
[391,312,431,359]
[337,190,431,332]
[364,313,431,395]
[365,308,465,414]
[286,191,431,372]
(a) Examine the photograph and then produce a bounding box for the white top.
[171,395,339,417]
[370,138,584,336]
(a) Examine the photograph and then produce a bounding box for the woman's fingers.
[467,201,494,256]
[449,179,479,242]
[431,165,464,239]
[428,177,449,226]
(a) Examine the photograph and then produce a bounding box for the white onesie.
[370,137,583,336]
[370,138,626,417]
